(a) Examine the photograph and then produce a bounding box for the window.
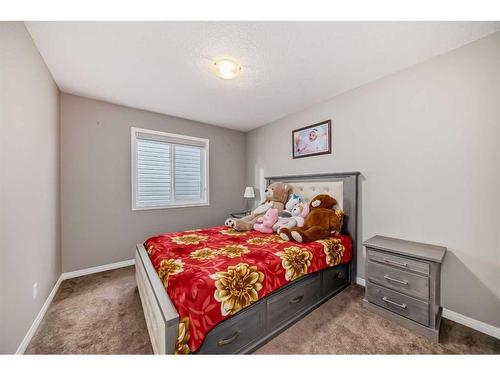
[131,127,209,209]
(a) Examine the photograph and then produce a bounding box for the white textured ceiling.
[25,21,500,131]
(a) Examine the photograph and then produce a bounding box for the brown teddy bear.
[224,182,291,231]
[278,194,344,243]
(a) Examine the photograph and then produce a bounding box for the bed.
[135,172,360,354]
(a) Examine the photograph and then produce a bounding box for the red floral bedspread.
[144,226,352,354]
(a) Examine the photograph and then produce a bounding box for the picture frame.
[292,120,332,159]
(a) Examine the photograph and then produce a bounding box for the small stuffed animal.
[273,201,309,232]
[272,194,302,232]
[254,208,279,234]
[291,201,310,227]
[285,193,301,212]
[279,194,344,243]
[224,182,290,231]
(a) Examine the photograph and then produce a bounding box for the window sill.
[132,202,210,211]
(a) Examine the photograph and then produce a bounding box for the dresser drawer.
[321,263,350,297]
[367,248,430,275]
[366,260,429,300]
[197,302,265,354]
[366,282,429,326]
[267,273,320,328]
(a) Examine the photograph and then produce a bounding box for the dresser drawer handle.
[218,331,240,346]
[289,295,304,304]
[383,258,408,267]
[383,275,408,285]
[382,296,407,309]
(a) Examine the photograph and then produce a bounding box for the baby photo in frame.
[292,120,332,158]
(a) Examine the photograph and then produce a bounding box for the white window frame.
[131,127,210,210]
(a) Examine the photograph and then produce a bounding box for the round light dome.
[212,58,242,80]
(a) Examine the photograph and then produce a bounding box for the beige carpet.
[26,266,499,354]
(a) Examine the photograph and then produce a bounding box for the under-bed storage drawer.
[267,273,320,328]
[366,282,429,326]
[197,302,266,354]
[321,263,350,297]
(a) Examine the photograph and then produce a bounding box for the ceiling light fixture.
[212,57,242,80]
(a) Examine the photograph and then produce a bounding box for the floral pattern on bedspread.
[144,225,352,353]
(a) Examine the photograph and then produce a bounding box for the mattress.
[144,225,352,353]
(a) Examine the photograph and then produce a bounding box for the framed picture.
[292,120,331,159]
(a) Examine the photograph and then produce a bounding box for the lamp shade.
[243,186,255,199]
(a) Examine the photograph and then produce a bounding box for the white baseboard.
[15,275,63,354]
[60,259,135,280]
[15,258,135,354]
[355,276,499,339]
[442,308,500,339]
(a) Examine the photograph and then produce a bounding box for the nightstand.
[362,235,446,342]
[230,211,248,219]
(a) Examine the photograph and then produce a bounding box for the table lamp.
[243,186,255,214]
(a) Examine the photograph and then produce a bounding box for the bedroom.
[1,0,499,372]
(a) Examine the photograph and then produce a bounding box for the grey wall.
[60,94,246,272]
[246,32,500,327]
[0,22,61,353]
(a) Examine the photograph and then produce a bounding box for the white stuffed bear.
[271,194,301,232]
[272,201,310,232]
[291,202,310,227]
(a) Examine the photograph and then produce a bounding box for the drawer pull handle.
[218,331,240,346]
[336,271,345,280]
[383,258,408,267]
[383,275,408,285]
[382,296,407,309]
[289,295,304,304]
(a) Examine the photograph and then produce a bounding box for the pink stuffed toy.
[253,208,279,234]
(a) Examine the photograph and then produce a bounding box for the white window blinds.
[174,145,202,200]
[136,139,172,207]
[132,128,209,209]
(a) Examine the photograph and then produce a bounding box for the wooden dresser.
[362,235,446,342]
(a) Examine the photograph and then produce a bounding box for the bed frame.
[135,172,360,354]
